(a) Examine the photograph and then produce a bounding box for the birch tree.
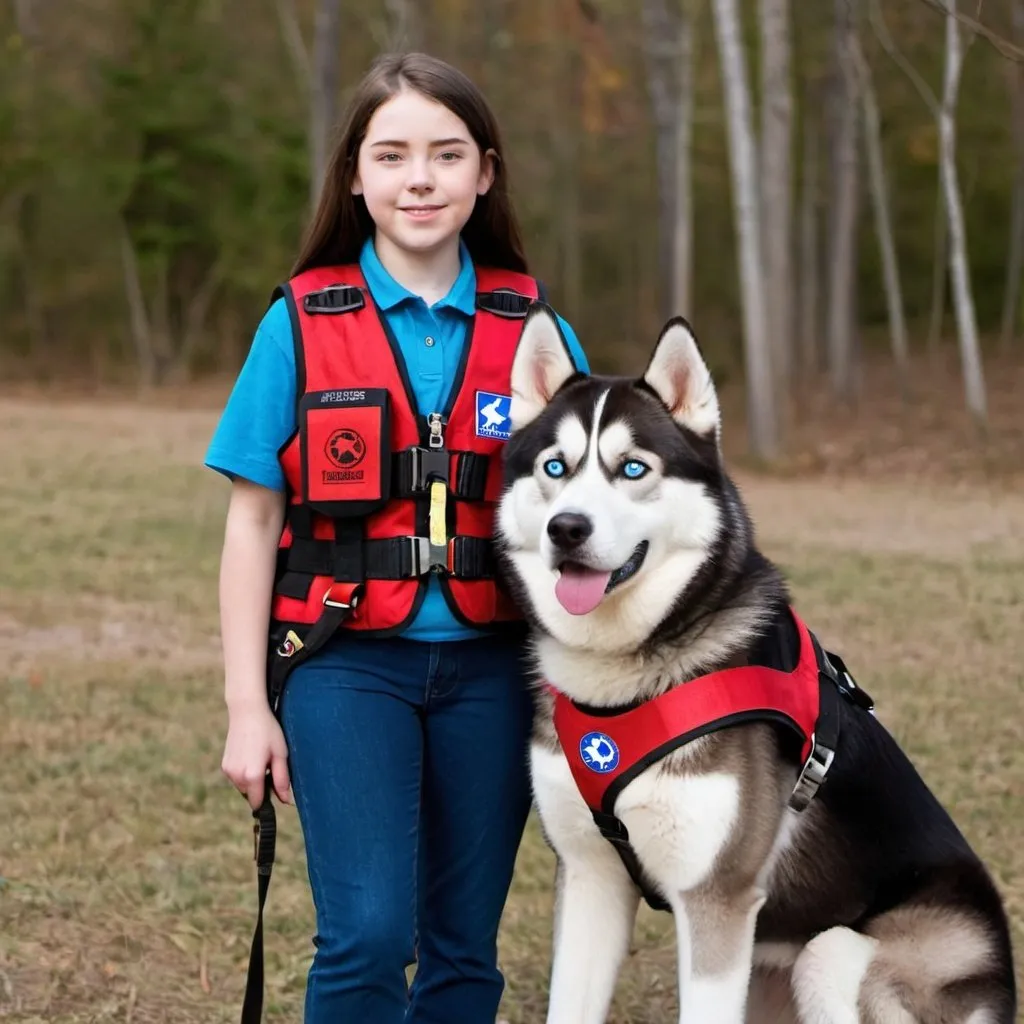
[385,0,423,51]
[938,0,986,422]
[1000,0,1024,351]
[711,0,778,458]
[759,0,794,387]
[851,32,909,387]
[826,0,861,401]
[798,86,821,381]
[672,5,698,318]
[872,0,986,422]
[310,0,342,209]
[641,0,684,319]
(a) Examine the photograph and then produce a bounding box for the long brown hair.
[291,52,528,277]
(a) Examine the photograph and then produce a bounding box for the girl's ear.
[352,171,363,197]
[477,148,497,196]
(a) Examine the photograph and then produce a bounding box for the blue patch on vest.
[475,391,513,441]
[580,732,620,774]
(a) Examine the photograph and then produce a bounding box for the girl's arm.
[218,478,292,809]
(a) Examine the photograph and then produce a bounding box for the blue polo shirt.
[205,238,588,642]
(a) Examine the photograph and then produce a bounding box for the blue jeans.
[279,633,534,1024]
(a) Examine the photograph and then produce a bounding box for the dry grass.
[0,393,1021,1022]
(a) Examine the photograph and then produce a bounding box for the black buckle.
[823,650,875,713]
[303,285,365,315]
[476,289,532,319]
[408,446,450,490]
[400,536,432,576]
[788,734,835,812]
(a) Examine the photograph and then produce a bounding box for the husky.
[495,307,1017,1024]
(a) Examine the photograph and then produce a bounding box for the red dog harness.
[551,609,873,912]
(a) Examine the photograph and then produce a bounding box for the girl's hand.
[221,702,292,810]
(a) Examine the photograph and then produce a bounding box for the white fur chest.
[530,739,741,899]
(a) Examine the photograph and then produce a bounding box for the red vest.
[552,610,824,816]
[270,263,538,638]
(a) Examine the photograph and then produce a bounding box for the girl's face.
[353,88,495,261]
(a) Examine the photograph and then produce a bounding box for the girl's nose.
[405,156,435,192]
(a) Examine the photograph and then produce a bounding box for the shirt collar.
[359,237,477,316]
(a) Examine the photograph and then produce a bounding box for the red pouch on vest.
[299,388,391,518]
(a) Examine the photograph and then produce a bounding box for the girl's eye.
[621,460,649,480]
[378,153,401,163]
[543,458,567,479]
[438,151,462,162]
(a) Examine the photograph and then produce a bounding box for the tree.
[937,0,986,422]
[310,0,343,209]
[759,0,794,387]
[711,0,779,458]
[872,0,987,422]
[851,31,909,387]
[1000,0,1024,351]
[826,0,861,402]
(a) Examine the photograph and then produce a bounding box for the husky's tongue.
[555,564,612,616]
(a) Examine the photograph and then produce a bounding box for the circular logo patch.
[325,428,366,469]
[579,731,620,773]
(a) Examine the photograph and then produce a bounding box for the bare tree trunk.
[851,33,909,387]
[798,97,820,382]
[310,0,342,209]
[759,0,794,389]
[711,0,778,459]
[273,0,311,95]
[1000,0,1024,351]
[826,0,860,402]
[927,184,948,354]
[641,0,681,320]
[385,0,422,50]
[672,4,697,317]
[118,222,158,388]
[938,0,987,423]
[172,262,224,382]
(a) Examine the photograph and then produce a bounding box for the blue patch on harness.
[475,390,512,441]
[580,732,620,774]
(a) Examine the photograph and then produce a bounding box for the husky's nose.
[547,512,593,550]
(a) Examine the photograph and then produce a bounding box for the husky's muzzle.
[548,511,650,616]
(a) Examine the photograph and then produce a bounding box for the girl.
[207,53,588,1024]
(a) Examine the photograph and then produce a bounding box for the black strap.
[280,534,495,582]
[475,289,532,319]
[242,583,363,1024]
[241,788,277,1024]
[302,285,365,315]
[591,810,671,913]
[391,448,489,500]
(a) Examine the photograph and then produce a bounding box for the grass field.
[0,393,1021,1023]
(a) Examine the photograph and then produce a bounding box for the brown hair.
[291,52,528,277]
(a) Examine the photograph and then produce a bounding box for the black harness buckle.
[408,446,450,490]
[303,285,366,315]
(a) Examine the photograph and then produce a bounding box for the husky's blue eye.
[621,460,649,480]
[543,458,567,479]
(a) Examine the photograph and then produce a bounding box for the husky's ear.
[642,318,720,438]
[510,304,577,430]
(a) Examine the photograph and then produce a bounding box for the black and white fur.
[496,306,1017,1024]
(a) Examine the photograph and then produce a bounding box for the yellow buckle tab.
[429,480,448,548]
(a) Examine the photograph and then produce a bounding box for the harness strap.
[591,810,672,913]
[276,535,496,599]
[391,448,489,501]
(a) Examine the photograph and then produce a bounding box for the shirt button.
[425,336,435,347]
